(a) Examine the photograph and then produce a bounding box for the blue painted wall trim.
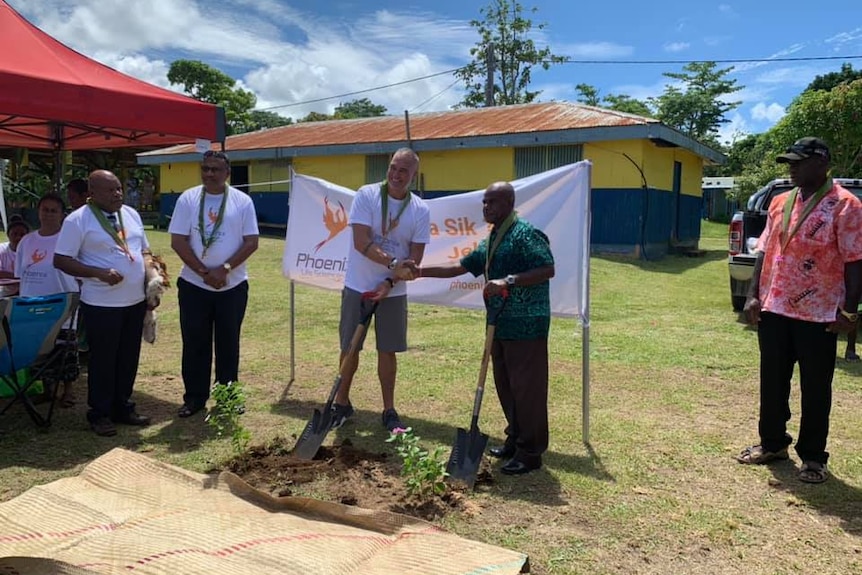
[159,187,702,258]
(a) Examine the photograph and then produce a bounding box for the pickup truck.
[727,177,862,311]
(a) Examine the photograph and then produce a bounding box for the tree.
[804,63,862,93]
[298,111,334,123]
[575,84,653,117]
[649,61,742,143]
[768,78,862,177]
[455,0,566,107]
[297,98,388,122]
[334,98,387,119]
[575,83,601,106]
[246,110,293,131]
[167,60,257,135]
[601,94,653,117]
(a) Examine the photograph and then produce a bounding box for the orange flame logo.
[314,196,348,252]
[30,249,47,264]
[208,206,219,225]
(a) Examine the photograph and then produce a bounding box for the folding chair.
[0,292,80,427]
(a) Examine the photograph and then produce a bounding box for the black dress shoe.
[500,459,541,475]
[489,445,516,459]
[114,411,151,426]
[178,404,204,418]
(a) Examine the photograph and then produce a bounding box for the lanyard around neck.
[780,178,832,253]
[199,187,228,258]
[380,181,411,237]
[484,211,518,281]
[88,201,133,261]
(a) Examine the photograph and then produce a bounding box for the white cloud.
[663,42,690,53]
[7,0,479,121]
[754,66,823,87]
[716,112,750,146]
[560,42,634,59]
[750,102,786,123]
[718,4,738,17]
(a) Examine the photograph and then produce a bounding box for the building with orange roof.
[138,101,724,258]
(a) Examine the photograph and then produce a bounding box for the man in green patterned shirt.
[410,182,555,475]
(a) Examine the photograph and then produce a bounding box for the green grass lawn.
[1,220,860,574]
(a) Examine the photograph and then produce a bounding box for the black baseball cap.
[776,137,831,163]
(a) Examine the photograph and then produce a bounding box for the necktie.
[106,213,119,232]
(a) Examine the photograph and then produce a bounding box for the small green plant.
[206,380,251,453]
[385,427,448,498]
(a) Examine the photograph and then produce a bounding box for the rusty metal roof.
[144,101,659,155]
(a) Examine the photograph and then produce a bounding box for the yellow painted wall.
[293,155,366,190]
[420,148,514,190]
[159,162,201,194]
[157,139,708,197]
[583,140,645,188]
[675,150,704,197]
[584,141,704,195]
[644,146,703,196]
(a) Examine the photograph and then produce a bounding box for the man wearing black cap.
[736,137,862,484]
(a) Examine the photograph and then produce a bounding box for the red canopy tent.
[0,0,224,151]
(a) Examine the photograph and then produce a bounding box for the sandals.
[799,461,828,484]
[736,445,789,465]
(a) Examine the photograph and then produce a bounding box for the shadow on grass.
[767,460,862,536]
[269,396,614,506]
[0,389,214,472]
[593,248,727,274]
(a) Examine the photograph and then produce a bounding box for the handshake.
[393,259,421,281]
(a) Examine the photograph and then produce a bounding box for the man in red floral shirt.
[736,137,862,484]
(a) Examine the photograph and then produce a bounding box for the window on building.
[365,154,390,184]
[256,159,292,192]
[514,145,583,178]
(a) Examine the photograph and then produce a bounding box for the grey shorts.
[339,288,407,353]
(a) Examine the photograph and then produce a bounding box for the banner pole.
[582,164,593,444]
[289,280,296,385]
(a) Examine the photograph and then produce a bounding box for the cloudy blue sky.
[8,0,862,143]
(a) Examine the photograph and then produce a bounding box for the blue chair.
[0,293,80,427]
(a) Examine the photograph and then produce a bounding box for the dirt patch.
[225,436,490,522]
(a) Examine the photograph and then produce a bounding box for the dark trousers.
[491,338,549,466]
[81,300,147,422]
[758,312,836,464]
[177,278,249,408]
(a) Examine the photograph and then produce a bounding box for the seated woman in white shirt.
[15,194,79,406]
[0,217,30,281]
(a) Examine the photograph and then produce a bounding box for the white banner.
[282,162,591,320]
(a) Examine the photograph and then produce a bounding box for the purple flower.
[391,427,408,435]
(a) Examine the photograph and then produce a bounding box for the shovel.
[446,291,508,488]
[293,293,378,460]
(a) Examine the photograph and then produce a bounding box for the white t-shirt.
[344,183,431,296]
[0,242,15,274]
[168,185,259,291]
[14,231,77,296]
[55,205,149,307]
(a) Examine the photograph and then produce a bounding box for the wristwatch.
[223,262,232,273]
[839,307,859,322]
[387,257,398,270]
[505,274,516,286]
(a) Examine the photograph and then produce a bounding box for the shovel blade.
[292,408,332,460]
[445,426,489,489]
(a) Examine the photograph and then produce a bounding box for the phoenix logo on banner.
[314,196,348,252]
